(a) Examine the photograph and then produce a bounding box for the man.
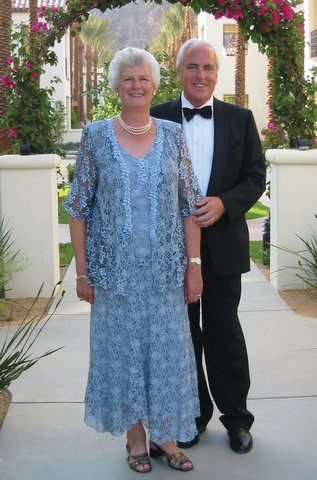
[151,39,266,453]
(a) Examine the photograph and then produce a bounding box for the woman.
[64,47,202,473]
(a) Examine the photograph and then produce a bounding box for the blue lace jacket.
[64,118,201,295]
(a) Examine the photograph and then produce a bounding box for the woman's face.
[117,64,155,111]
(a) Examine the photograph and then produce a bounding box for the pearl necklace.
[118,112,152,135]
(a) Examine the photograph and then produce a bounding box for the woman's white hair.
[108,47,160,91]
[176,39,220,72]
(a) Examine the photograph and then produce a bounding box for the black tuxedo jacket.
[151,97,266,276]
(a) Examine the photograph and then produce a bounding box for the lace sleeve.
[63,126,98,222]
[177,126,202,217]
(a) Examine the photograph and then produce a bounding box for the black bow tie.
[182,106,212,122]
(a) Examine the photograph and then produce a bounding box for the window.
[223,25,235,56]
[223,94,249,108]
[223,24,248,57]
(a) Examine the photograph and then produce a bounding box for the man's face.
[178,44,218,108]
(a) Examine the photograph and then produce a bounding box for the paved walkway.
[1,223,317,479]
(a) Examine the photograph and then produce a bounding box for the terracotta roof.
[12,0,66,11]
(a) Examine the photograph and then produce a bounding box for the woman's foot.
[126,422,151,473]
[149,440,193,472]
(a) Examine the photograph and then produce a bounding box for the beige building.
[304,0,317,76]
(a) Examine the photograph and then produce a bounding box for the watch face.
[189,257,201,265]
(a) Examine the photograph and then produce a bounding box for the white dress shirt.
[181,92,214,197]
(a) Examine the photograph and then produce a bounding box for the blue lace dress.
[64,118,201,444]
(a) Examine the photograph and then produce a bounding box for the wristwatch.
[188,257,202,266]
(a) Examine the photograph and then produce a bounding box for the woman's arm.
[69,216,94,304]
[183,216,203,304]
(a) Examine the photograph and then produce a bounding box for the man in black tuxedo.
[151,39,266,453]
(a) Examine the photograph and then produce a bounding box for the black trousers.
[188,234,254,431]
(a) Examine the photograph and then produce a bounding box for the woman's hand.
[76,278,94,304]
[184,264,203,304]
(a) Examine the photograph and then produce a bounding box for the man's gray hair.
[108,47,160,91]
[176,39,220,72]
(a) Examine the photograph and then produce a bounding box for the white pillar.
[266,149,317,290]
[0,154,61,298]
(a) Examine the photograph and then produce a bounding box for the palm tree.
[152,5,196,67]
[79,15,113,122]
[0,0,12,153]
[152,4,185,62]
[234,23,246,108]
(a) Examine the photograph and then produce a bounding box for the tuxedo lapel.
[168,97,183,124]
[207,98,229,195]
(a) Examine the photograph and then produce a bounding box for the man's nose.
[195,67,205,79]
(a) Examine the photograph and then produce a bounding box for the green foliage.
[249,241,263,264]
[152,52,182,105]
[66,163,75,183]
[0,24,65,154]
[58,187,70,224]
[59,243,73,266]
[71,107,78,129]
[245,201,269,221]
[0,283,64,391]
[92,63,121,121]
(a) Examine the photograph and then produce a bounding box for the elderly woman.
[64,47,202,473]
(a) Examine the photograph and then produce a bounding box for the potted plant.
[0,283,64,430]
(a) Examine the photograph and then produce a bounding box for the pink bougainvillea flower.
[26,63,33,69]
[279,5,294,21]
[9,127,18,138]
[272,11,279,24]
[314,139,317,145]
[1,75,14,88]
[261,128,267,136]
[51,7,59,13]
[217,0,224,4]
[258,7,269,16]
[7,57,14,64]
[38,12,43,18]
[31,71,37,79]
[40,6,46,11]
[214,10,224,20]
[233,8,244,20]
[267,122,276,131]
[43,23,48,31]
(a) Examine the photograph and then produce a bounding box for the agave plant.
[0,283,64,391]
[273,215,317,290]
[0,217,20,298]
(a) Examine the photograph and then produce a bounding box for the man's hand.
[192,196,225,228]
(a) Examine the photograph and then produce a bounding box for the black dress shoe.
[227,428,253,453]
[176,425,207,449]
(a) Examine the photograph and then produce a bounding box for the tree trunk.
[78,39,85,125]
[85,46,93,122]
[72,33,80,127]
[93,49,98,109]
[0,0,12,152]
[267,56,278,125]
[234,23,246,108]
